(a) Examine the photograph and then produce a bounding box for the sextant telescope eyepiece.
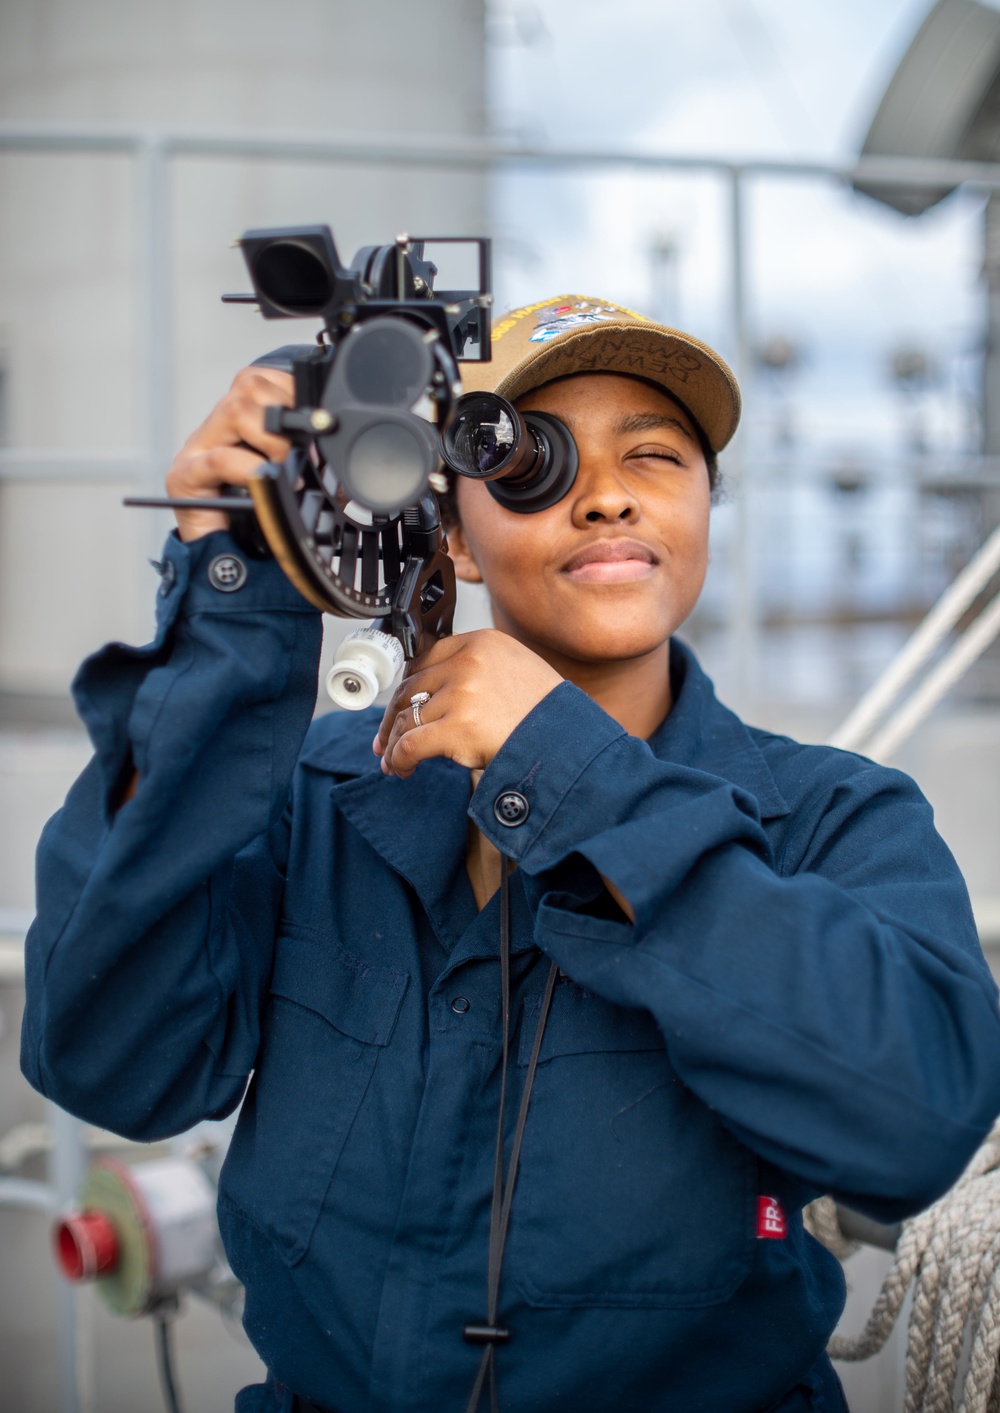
[442,391,579,514]
[443,392,524,480]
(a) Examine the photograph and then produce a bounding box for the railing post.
[134,133,173,497]
[132,131,174,590]
[726,165,758,711]
[48,1102,94,1413]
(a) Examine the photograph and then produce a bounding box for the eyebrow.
[611,411,696,442]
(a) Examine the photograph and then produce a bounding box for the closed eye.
[628,446,685,466]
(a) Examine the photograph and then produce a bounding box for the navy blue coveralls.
[20,530,1000,1413]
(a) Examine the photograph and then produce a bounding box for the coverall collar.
[300,713,475,951]
[654,639,790,821]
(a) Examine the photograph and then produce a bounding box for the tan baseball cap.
[460,295,741,453]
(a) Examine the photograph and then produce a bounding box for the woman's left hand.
[374,630,563,779]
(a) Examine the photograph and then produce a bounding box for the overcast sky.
[485,0,991,458]
[488,0,934,156]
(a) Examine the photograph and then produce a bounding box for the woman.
[21,296,1000,1413]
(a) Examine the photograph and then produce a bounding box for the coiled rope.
[805,1125,1000,1413]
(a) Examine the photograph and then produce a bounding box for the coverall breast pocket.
[509,985,756,1308]
[218,928,409,1266]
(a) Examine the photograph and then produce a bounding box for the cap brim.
[462,320,741,453]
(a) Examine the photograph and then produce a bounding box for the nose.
[569,454,639,527]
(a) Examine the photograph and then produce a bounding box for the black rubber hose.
[154,1310,185,1413]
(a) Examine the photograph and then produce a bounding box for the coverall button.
[494,790,529,827]
[451,997,471,1015]
[208,554,248,592]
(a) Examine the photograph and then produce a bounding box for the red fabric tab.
[757,1195,787,1239]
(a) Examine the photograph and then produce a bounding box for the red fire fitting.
[53,1209,120,1282]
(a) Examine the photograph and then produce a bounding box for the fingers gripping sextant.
[126,225,580,709]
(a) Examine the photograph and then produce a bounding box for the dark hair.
[685,415,721,495]
[435,379,721,526]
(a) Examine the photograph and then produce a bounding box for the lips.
[561,538,658,573]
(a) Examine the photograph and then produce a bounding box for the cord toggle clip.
[463,1324,510,1345]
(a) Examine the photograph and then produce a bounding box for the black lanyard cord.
[464,856,559,1413]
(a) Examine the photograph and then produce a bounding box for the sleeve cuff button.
[494,790,530,827]
[208,554,248,592]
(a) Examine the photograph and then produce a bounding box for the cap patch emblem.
[529,300,624,343]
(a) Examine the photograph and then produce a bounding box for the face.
[449,372,711,670]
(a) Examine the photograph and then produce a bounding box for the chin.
[541,625,677,666]
[575,606,690,654]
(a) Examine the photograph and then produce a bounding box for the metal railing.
[5,122,1000,704]
[832,521,1000,759]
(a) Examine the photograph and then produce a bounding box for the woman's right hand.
[165,366,295,541]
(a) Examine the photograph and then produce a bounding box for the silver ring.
[409,690,431,727]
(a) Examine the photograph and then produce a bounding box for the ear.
[446,521,484,584]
